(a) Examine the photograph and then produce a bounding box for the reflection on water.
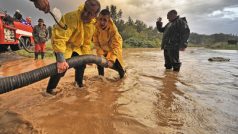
[156,71,184,128]
[159,72,184,108]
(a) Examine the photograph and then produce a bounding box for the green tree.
[135,20,147,33]
[110,5,119,22]
[127,16,134,26]
[105,5,161,48]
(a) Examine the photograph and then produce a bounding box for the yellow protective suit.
[51,5,95,59]
[93,18,124,67]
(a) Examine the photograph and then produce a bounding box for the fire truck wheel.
[0,45,9,52]
[10,44,20,51]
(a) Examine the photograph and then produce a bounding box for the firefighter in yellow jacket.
[93,9,125,79]
[46,0,101,95]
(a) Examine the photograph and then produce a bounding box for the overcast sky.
[1,0,238,35]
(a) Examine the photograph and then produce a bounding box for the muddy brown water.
[0,48,237,134]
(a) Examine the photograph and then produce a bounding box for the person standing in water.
[156,10,190,72]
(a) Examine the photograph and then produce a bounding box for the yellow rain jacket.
[93,19,124,67]
[51,5,96,59]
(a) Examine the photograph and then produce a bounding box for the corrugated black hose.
[0,55,108,94]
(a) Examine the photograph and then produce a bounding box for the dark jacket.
[33,24,48,44]
[156,16,190,49]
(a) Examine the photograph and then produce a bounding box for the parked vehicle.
[0,10,34,52]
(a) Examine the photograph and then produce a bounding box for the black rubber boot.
[75,65,86,87]
[173,67,180,72]
[46,73,65,95]
[41,52,45,59]
[165,67,172,69]
[34,52,38,60]
[113,60,125,79]
[97,65,104,76]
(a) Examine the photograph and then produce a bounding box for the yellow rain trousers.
[93,19,125,67]
[51,5,95,59]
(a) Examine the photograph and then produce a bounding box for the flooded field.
[0,48,237,134]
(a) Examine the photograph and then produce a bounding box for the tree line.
[106,5,162,48]
[189,33,238,45]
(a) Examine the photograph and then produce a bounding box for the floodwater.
[0,48,237,134]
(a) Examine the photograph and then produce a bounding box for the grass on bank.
[16,41,54,58]
[189,42,238,50]
[205,42,238,50]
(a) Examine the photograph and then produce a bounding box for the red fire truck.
[0,10,34,52]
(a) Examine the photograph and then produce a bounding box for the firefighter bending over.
[93,9,126,79]
[46,0,101,95]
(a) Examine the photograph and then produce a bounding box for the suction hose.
[0,55,108,94]
[17,38,34,53]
